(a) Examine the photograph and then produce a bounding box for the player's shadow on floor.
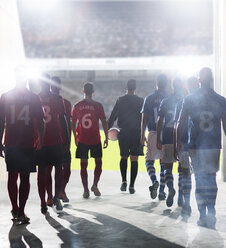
[124,201,161,213]
[50,207,184,248]
[8,223,43,248]
[162,207,181,220]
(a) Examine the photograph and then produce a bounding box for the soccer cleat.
[91,185,101,196]
[166,188,176,207]
[158,192,166,201]
[11,210,18,221]
[149,181,159,199]
[120,181,127,192]
[129,187,136,194]
[53,197,63,211]
[47,198,53,207]
[177,194,184,207]
[17,214,30,224]
[41,204,48,214]
[181,205,192,216]
[83,191,90,199]
[59,192,69,203]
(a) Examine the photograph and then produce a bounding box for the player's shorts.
[161,144,176,163]
[36,144,63,167]
[189,149,220,174]
[145,131,162,161]
[76,142,102,159]
[61,143,71,164]
[5,147,36,173]
[118,129,143,157]
[178,151,191,169]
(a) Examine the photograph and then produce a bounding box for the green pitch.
[71,131,179,173]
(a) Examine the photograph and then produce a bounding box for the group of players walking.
[0,67,225,230]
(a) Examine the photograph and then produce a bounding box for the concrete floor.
[0,159,226,248]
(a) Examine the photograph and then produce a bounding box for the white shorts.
[145,131,162,161]
[161,144,176,164]
[179,151,191,169]
[189,149,220,174]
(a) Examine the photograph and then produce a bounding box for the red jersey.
[39,92,65,146]
[72,99,106,145]
[60,98,72,144]
[0,88,44,148]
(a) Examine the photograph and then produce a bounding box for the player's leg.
[129,155,138,194]
[164,163,175,207]
[181,167,192,216]
[158,161,166,200]
[45,165,53,206]
[8,172,19,219]
[60,162,71,202]
[120,156,128,191]
[17,172,30,223]
[178,163,184,207]
[90,143,103,196]
[37,166,48,213]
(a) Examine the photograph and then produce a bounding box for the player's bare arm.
[37,118,45,149]
[0,117,5,157]
[156,116,163,150]
[140,113,147,146]
[60,114,70,146]
[222,114,226,136]
[101,117,108,149]
[173,122,178,160]
[72,114,78,146]
[176,109,187,152]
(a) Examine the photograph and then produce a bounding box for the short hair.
[52,76,61,85]
[156,74,168,90]
[83,82,94,95]
[127,79,136,92]
[187,76,199,91]
[199,67,213,87]
[173,77,183,91]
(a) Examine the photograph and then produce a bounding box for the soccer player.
[156,78,184,207]
[0,68,45,224]
[37,74,69,213]
[72,82,108,198]
[108,79,143,194]
[141,74,168,200]
[174,76,199,216]
[49,76,72,203]
[177,68,226,228]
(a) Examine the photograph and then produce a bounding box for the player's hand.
[156,140,162,150]
[0,144,4,158]
[140,136,147,146]
[103,139,108,149]
[174,150,179,161]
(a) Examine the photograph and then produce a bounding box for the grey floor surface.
[0,159,226,248]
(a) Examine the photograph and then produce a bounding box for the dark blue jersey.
[141,90,167,131]
[182,88,226,149]
[159,93,183,144]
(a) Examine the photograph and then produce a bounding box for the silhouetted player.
[0,68,44,224]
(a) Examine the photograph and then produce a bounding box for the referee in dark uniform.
[108,79,144,194]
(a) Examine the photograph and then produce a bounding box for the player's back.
[73,99,105,145]
[159,93,183,144]
[184,88,226,149]
[39,92,65,146]
[0,88,43,148]
[117,94,143,130]
[142,90,167,131]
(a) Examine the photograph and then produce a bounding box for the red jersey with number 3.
[72,99,106,145]
[0,88,44,148]
[39,92,65,146]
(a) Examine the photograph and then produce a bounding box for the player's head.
[199,67,213,89]
[156,74,168,91]
[83,82,94,96]
[172,77,183,93]
[39,73,51,92]
[51,76,61,95]
[14,66,27,89]
[126,79,136,93]
[187,76,199,93]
